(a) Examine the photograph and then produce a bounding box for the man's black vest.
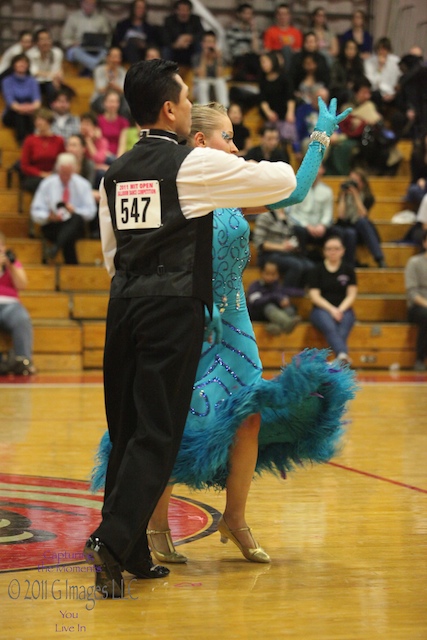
[104,131,213,310]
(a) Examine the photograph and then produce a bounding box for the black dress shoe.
[123,559,170,579]
[83,536,124,598]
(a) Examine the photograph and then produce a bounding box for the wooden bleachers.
[0,87,420,370]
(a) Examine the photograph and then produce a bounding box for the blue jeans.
[355,217,384,263]
[0,302,33,359]
[66,46,107,71]
[310,307,355,356]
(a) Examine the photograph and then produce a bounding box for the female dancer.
[92,102,355,566]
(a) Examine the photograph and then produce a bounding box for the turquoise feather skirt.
[91,348,356,492]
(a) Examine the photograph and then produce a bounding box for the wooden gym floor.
[0,369,426,640]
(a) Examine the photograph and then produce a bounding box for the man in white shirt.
[364,37,401,106]
[61,0,111,73]
[31,153,97,263]
[27,29,64,102]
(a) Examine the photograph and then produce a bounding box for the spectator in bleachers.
[225,3,260,81]
[263,4,303,58]
[192,31,229,107]
[402,192,427,250]
[290,31,330,93]
[309,7,339,67]
[19,108,65,193]
[66,133,100,237]
[339,77,400,175]
[252,206,314,290]
[117,119,140,157]
[112,0,160,64]
[393,53,427,139]
[144,45,162,61]
[80,111,111,186]
[364,37,401,112]
[329,39,365,108]
[402,132,427,211]
[257,51,295,144]
[61,0,111,74]
[66,133,96,187]
[228,102,251,156]
[335,168,386,268]
[162,0,204,69]
[245,124,289,163]
[293,53,327,106]
[307,234,357,366]
[287,164,333,258]
[1,54,41,144]
[405,229,427,371]
[30,153,97,264]
[27,28,64,104]
[97,89,129,157]
[247,261,301,335]
[0,30,33,80]
[294,87,357,176]
[50,89,81,140]
[340,10,373,60]
[90,47,128,116]
[0,231,35,376]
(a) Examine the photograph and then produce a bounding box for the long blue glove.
[267,97,352,209]
[204,303,223,344]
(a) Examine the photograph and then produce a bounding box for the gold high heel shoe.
[217,516,271,563]
[146,528,188,564]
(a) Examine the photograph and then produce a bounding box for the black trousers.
[41,215,85,264]
[93,295,205,565]
[408,304,427,360]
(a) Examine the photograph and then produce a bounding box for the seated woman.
[307,234,357,365]
[111,0,160,63]
[20,108,65,192]
[335,168,386,268]
[96,89,129,157]
[1,54,41,144]
[80,112,111,188]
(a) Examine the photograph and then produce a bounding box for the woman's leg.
[222,413,261,549]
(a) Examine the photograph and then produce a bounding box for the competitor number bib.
[115,180,162,230]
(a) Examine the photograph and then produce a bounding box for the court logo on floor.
[0,474,219,572]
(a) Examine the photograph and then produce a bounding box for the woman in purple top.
[97,89,129,156]
[1,54,41,143]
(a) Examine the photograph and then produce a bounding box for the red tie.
[63,184,70,203]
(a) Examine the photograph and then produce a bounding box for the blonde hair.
[188,102,228,144]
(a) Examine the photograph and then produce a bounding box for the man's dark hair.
[174,0,192,10]
[34,28,49,42]
[352,76,372,93]
[124,59,182,125]
[237,3,253,12]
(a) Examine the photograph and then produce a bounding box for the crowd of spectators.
[0,1,426,371]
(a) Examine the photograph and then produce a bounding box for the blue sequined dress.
[92,208,356,493]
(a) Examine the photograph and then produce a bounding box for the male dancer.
[83,58,350,597]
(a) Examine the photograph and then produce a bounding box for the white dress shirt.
[99,145,297,277]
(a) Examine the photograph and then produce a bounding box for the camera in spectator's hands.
[5,249,16,264]
[340,180,358,191]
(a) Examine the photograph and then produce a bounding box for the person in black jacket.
[111,0,161,63]
[162,0,205,67]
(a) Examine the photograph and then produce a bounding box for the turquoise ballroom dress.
[92,208,355,492]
